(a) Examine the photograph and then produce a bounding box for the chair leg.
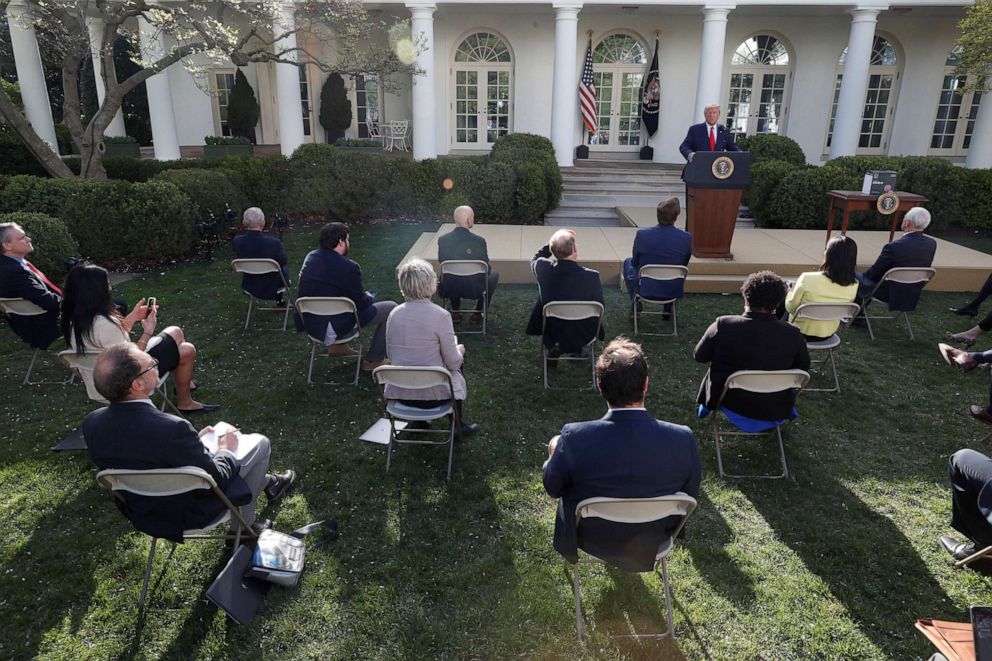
[445,417,456,481]
[863,305,876,340]
[543,348,550,390]
[672,302,678,337]
[904,311,914,340]
[573,563,585,642]
[957,544,992,567]
[244,296,254,331]
[281,301,290,332]
[352,342,363,386]
[776,426,790,480]
[307,343,317,386]
[23,348,40,385]
[712,418,727,479]
[829,349,841,394]
[139,537,158,608]
[660,557,675,639]
[633,296,640,335]
[386,419,395,472]
[590,345,598,392]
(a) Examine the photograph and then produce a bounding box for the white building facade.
[8,0,991,168]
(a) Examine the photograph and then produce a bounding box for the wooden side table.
[825,190,928,244]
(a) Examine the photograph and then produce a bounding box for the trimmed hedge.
[153,168,247,219]
[0,211,78,279]
[762,166,861,229]
[0,175,84,216]
[744,159,801,223]
[737,134,807,167]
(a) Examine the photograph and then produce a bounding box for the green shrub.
[764,166,861,229]
[204,136,251,145]
[0,211,78,278]
[512,162,549,223]
[737,134,806,167]
[437,159,515,223]
[104,135,138,144]
[491,133,562,215]
[215,155,293,212]
[824,155,906,177]
[59,179,133,259]
[336,139,382,148]
[960,169,992,230]
[898,157,968,231]
[745,159,801,225]
[379,158,443,218]
[153,168,247,219]
[0,127,49,177]
[0,175,82,215]
[438,190,471,218]
[123,181,198,258]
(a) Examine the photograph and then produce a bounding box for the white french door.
[587,69,643,151]
[726,70,788,140]
[451,67,512,148]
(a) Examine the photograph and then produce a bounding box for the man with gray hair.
[233,207,290,307]
[855,206,936,310]
[525,229,605,356]
[83,342,296,541]
[0,222,62,349]
[437,205,499,322]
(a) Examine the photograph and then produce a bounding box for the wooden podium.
[684,152,751,259]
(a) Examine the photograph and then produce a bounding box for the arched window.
[451,31,513,148]
[930,48,984,155]
[826,36,901,153]
[587,33,648,150]
[726,35,792,139]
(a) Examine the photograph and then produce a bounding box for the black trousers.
[447,271,500,312]
[949,448,992,546]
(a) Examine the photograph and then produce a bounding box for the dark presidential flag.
[640,38,661,137]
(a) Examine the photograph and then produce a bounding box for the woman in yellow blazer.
[784,236,859,341]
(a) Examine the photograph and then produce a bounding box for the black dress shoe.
[264,470,297,503]
[458,423,481,437]
[179,403,221,414]
[940,534,977,561]
[950,306,979,317]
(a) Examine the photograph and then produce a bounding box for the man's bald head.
[93,343,145,403]
[549,229,577,260]
[453,205,475,229]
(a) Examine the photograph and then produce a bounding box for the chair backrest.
[367,122,381,138]
[231,258,281,276]
[793,301,861,323]
[59,349,108,403]
[97,466,217,498]
[0,297,47,317]
[440,259,488,278]
[724,369,810,395]
[638,264,689,283]
[576,493,697,524]
[372,365,454,396]
[295,296,358,317]
[880,267,936,285]
[543,300,605,322]
[389,120,408,137]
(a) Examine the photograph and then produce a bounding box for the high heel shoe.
[949,306,979,317]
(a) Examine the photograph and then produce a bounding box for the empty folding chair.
[790,301,860,393]
[294,297,363,385]
[542,301,604,391]
[571,494,697,642]
[439,259,490,335]
[231,258,293,331]
[633,265,688,337]
[60,349,182,415]
[706,369,810,479]
[859,267,936,340]
[372,365,460,480]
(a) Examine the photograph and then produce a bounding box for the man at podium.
[679,103,740,163]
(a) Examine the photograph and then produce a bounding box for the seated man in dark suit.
[83,343,296,540]
[525,229,605,356]
[543,338,701,571]
[437,205,499,321]
[678,103,741,164]
[939,449,992,562]
[856,206,936,310]
[622,197,692,315]
[0,222,62,349]
[232,207,290,307]
[296,222,396,371]
[694,270,811,422]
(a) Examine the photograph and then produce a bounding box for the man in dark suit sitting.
[0,222,62,350]
[622,197,692,316]
[525,229,605,356]
[233,207,290,307]
[694,270,810,421]
[940,448,992,562]
[437,205,499,321]
[543,338,701,571]
[83,343,296,541]
[679,103,741,164]
[856,206,936,310]
[296,222,396,371]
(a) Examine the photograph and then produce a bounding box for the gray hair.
[0,222,22,252]
[453,205,474,227]
[397,258,438,301]
[704,103,721,112]
[243,207,265,229]
[904,207,931,231]
[549,229,576,260]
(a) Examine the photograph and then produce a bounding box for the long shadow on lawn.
[739,477,955,656]
[685,490,758,608]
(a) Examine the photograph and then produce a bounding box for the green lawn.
[2,222,991,659]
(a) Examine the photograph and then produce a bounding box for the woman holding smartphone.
[60,263,217,413]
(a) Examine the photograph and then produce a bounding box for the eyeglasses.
[134,359,159,381]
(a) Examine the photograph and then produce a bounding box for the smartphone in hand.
[146,297,157,317]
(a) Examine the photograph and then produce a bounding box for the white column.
[828,7,881,160]
[407,3,437,160]
[138,15,181,160]
[692,4,734,122]
[966,90,992,168]
[550,3,581,167]
[273,2,305,157]
[6,1,59,152]
[86,18,127,137]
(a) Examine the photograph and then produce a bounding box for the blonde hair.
[397,258,438,300]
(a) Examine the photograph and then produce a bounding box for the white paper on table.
[200,421,262,460]
[360,418,406,445]
[861,173,872,195]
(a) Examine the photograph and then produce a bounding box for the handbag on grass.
[247,520,338,586]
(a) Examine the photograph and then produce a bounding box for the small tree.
[955,0,992,92]
[319,73,351,143]
[226,69,260,141]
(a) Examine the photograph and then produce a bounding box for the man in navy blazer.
[232,207,290,305]
[83,343,295,542]
[543,338,701,571]
[622,197,692,313]
[525,229,605,355]
[856,207,936,311]
[296,222,396,370]
[0,222,62,349]
[679,103,741,163]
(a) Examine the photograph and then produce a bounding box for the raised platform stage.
[404,219,992,294]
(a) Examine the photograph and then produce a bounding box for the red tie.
[709,126,716,151]
[25,260,62,296]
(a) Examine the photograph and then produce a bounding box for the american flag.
[579,37,597,136]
